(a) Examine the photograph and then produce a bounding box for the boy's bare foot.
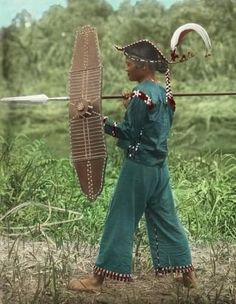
[68,274,104,292]
[175,271,197,288]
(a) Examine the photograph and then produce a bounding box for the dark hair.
[134,60,156,72]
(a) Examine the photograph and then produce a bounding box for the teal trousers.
[94,158,193,281]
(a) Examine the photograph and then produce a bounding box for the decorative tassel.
[165,68,176,111]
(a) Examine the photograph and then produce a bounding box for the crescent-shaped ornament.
[170,23,212,62]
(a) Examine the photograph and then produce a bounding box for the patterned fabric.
[155,264,194,276]
[93,266,132,282]
[129,90,155,110]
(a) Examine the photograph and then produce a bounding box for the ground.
[0,237,235,304]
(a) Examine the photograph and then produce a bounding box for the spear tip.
[0,94,49,103]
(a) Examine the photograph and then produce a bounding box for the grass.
[0,137,235,244]
[170,152,236,242]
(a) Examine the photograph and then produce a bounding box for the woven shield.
[69,25,107,201]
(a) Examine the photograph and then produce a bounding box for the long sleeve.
[104,94,149,141]
[103,115,131,139]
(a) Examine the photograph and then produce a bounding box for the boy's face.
[125,58,146,82]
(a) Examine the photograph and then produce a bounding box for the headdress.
[115,40,169,74]
[115,23,211,107]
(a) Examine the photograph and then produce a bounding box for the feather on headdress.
[170,23,212,62]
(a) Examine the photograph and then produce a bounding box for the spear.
[0,92,236,104]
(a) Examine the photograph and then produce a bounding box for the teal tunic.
[104,80,174,166]
[94,80,193,281]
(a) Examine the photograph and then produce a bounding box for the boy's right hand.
[122,92,131,108]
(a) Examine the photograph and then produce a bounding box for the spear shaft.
[103,92,236,99]
[1,92,236,104]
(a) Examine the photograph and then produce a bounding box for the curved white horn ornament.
[170,23,212,62]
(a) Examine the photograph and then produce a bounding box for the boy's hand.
[122,92,131,108]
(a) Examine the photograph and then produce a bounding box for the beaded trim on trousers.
[93,265,133,282]
[155,264,194,275]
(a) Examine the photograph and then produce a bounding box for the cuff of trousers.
[155,264,194,276]
[93,265,133,282]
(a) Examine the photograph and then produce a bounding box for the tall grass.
[0,137,235,246]
[171,152,236,242]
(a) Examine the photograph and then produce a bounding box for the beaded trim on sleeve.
[93,266,132,282]
[112,121,118,137]
[130,90,155,110]
[155,264,194,275]
[103,116,108,126]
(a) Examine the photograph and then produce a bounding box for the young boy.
[68,39,196,291]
